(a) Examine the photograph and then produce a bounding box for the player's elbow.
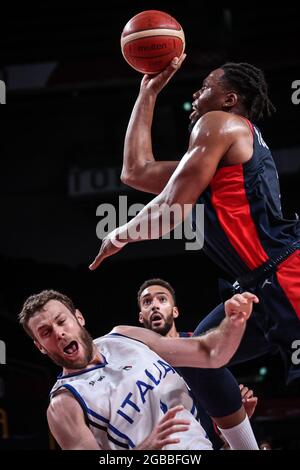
[208,349,227,368]
[121,167,141,188]
[121,166,151,192]
[121,169,135,186]
[195,342,225,368]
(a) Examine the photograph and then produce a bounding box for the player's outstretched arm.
[112,292,259,369]
[90,111,231,271]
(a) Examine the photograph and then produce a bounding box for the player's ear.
[75,309,85,327]
[138,312,144,325]
[223,91,238,110]
[173,307,179,319]
[34,340,47,355]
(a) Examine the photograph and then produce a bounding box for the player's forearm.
[199,317,246,368]
[53,431,101,450]
[122,90,157,182]
[112,190,191,246]
[69,439,101,450]
[121,90,178,194]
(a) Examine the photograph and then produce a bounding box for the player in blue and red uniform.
[137,277,258,450]
[89,57,300,449]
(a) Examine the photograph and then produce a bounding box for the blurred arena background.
[1,1,300,450]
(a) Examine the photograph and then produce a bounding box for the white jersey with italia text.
[50,333,212,450]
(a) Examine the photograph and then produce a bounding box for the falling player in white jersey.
[18,289,258,450]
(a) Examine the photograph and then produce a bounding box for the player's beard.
[47,327,94,370]
[144,314,174,337]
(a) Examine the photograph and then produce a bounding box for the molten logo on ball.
[138,43,167,51]
[121,10,185,74]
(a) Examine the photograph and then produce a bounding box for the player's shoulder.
[111,325,164,347]
[110,325,150,342]
[48,389,79,419]
[111,325,140,336]
[203,110,231,121]
[196,111,250,134]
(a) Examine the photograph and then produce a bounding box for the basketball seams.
[121,28,185,48]
[123,49,183,61]
[122,9,181,35]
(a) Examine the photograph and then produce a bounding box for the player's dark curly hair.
[137,278,176,307]
[220,62,276,121]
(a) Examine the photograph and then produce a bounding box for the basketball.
[121,10,185,74]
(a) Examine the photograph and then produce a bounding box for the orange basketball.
[121,10,185,74]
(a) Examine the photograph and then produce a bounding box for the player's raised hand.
[140,53,186,95]
[225,292,259,326]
